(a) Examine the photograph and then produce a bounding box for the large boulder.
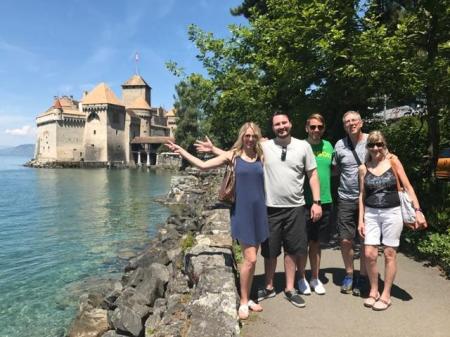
[186,266,239,337]
[125,247,170,272]
[68,293,110,337]
[134,264,169,306]
[184,245,234,286]
[110,303,150,337]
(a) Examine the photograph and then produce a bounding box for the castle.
[34,74,177,167]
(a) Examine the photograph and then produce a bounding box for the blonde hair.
[231,122,264,160]
[306,113,325,127]
[366,130,389,162]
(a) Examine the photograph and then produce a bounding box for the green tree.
[361,0,450,169]
[171,72,215,153]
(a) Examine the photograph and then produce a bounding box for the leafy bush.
[378,116,450,276]
[417,229,450,276]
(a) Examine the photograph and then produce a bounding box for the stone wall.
[66,170,240,337]
[35,122,57,160]
[55,120,85,161]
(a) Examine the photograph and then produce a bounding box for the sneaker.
[310,278,326,295]
[352,275,368,297]
[297,278,311,295]
[257,287,276,302]
[340,274,353,294]
[284,289,306,308]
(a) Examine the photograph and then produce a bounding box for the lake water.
[0,156,172,337]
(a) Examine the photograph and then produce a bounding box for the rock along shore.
[67,168,240,337]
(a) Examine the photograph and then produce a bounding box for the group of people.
[165,110,427,320]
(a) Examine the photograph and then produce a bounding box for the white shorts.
[364,206,403,247]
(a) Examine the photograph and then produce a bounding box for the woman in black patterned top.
[357,131,426,311]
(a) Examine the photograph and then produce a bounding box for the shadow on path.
[251,268,412,301]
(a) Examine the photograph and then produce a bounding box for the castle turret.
[121,74,151,107]
[82,83,126,163]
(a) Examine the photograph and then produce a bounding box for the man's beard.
[276,130,290,139]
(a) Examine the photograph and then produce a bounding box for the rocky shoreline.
[67,168,240,337]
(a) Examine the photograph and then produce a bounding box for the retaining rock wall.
[66,169,240,337]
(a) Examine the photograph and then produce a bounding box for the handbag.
[218,153,236,204]
[390,158,416,226]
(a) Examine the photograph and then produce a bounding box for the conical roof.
[82,83,124,106]
[127,97,151,110]
[53,98,62,109]
[122,74,149,87]
[165,108,176,117]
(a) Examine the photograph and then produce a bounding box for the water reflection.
[0,158,172,337]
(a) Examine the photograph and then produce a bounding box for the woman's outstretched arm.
[166,140,232,170]
[194,136,227,156]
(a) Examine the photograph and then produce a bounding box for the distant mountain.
[0,144,35,157]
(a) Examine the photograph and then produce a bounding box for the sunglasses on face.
[367,142,385,148]
[309,125,324,131]
[281,146,287,161]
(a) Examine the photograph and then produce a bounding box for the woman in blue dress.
[166,122,269,320]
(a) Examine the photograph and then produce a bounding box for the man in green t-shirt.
[297,113,334,295]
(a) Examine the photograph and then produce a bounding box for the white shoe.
[310,278,326,295]
[297,278,311,295]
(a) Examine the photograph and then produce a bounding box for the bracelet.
[414,208,423,213]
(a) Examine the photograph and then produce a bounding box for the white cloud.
[5,125,35,136]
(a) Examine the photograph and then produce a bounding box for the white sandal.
[238,304,249,320]
[248,300,263,312]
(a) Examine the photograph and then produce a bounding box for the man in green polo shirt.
[297,113,334,295]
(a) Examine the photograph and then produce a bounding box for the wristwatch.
[313,200,321,205]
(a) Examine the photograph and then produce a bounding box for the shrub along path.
[241,245,450,337]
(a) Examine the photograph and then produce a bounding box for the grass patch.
[181,232,195,253]
[232,240,243,265]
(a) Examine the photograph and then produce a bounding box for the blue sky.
[0,0,245,146]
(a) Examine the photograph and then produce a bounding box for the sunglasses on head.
[367,142,385,148]
[309,125,324,131]
[281,146,287,161]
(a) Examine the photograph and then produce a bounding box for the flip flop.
[248,300,263,312]
[372,298,392,311]
[238,304,249,320]
[363,294,380,308]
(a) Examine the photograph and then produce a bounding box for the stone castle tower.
[34,73,174,167]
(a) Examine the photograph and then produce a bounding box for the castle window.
[93,130,96,135]
[91,144,94,147]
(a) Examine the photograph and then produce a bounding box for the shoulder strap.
[390,158,402,192]
[347,136,362,166]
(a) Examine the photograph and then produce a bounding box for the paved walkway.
[241,245,450,337]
